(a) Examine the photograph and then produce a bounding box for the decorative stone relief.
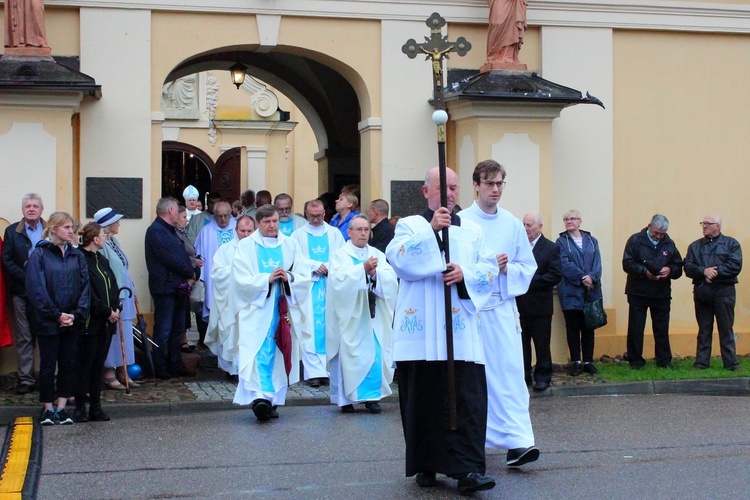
[206,71,219,146]
[241,76,279,118]
[161,74,200,119]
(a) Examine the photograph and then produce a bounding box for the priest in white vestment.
[386,167,499,495]
[274,193,307,236]
[194,201,237,322]
[290,199,345,387]
[233,205,312,422]
[205,215,256,375]
[327,215,397,413]
[458,159,540,467]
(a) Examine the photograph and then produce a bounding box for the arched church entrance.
[161,45,364,207]
[162,141,241,205]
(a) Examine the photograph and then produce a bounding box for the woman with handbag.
[556,210,603,376]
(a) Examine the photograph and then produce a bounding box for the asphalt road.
[35,394,750,499]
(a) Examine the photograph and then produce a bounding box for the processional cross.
[402,13,471,431]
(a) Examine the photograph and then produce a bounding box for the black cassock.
[397,359,488,478]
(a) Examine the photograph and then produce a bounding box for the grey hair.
[21,193,43,209]
[352,213,370,225]
[256,204,279,222]
[650,214,669,231]
[156,197,178,216]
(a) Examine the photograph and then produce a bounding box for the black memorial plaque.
[390,180,426,218]
[86,177,143,219]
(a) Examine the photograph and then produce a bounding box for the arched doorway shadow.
[165,46,366,196]
[162,141,241,204]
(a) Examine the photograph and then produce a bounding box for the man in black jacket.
[367,199,394,253]
[145,197,197,379]
[516,213,561,391]
[684,214,742,371]
[622,214,683,369]
[1,193,46,394]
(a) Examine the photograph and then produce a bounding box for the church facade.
[2,0,750,370]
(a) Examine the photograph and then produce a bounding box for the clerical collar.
[262,236,278,246]
[420,208,461,227]
[348,240,367,258]
[307,223,326,236]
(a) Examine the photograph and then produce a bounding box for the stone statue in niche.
[4,0,52,56]
[161,74,200,119]
[481,0,528,72]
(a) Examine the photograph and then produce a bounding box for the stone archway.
[161,141,214,204]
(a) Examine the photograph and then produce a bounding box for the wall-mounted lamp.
[229,62,247,89]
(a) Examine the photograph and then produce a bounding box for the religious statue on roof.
[482,0,528,72]
[4,0,50,52]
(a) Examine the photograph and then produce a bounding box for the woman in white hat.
[94,207,139,390]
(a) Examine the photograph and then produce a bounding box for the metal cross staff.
[402,13,471,431]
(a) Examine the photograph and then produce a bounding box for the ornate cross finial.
[402,12,471,110]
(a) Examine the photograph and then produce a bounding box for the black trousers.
[397,360,487,479]
[626,296,672,367]
[38,329,80,403]
[694,286,738,369]
[520,314,553,384]
[74,332,113,407]
[562,310,595,363]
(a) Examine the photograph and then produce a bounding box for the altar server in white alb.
[194,201,237,322]
[205,215,256,375]
[458,159,539,467]
[386,167,499,495]
[291,199,345,388]
[327,214,397,414]
[232,205,312,422]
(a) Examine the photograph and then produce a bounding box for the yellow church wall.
[448,24,541,73]
[611,29,750,357]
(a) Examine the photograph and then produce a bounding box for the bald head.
[422,167,459,212]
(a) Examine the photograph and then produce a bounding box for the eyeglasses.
[699,222,719,227]
[563,217,581,223]
[349,227,370,233]
[307,213,325,220]
[215,214,231,219]
[481,180,506,189]
[277,207,292,213]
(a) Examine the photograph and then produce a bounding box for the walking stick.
[118,287,133,395]
[402,13,471,430]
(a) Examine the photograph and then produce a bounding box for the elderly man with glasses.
[194,201,237,324]
[622,214,683,369]
[290,199,345,387]
[684,214,742,371]
[274,193,307,237]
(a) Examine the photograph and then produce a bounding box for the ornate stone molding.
[241,76,279,118]
[206,71,219,146]
[45,1,750,33]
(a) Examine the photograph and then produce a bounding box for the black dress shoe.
[319,377,330,386]
[583,362,598,374]
[89,405,111,422]
[364,402,381,414]
[269,406,279,418]
[456,472,496,495]
[73,407,89,423]
[15,384,34,395]
[251,399,272,422]
[568,362,582,376]
[506,446,540,467]
[532,381,550,392]
[415,472,437,487]
[340,404,355,413]
[308,378,321,388]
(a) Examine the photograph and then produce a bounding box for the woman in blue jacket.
[556,210,602,376]
[26,212,90,425]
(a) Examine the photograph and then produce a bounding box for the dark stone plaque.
[86,177,143,219]
[390,180,426,218]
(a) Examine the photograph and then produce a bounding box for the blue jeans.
[152,294,187,373]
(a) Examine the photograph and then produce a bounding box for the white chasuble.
[205,238,240,374]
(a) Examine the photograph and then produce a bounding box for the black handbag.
[583,283,607,330]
